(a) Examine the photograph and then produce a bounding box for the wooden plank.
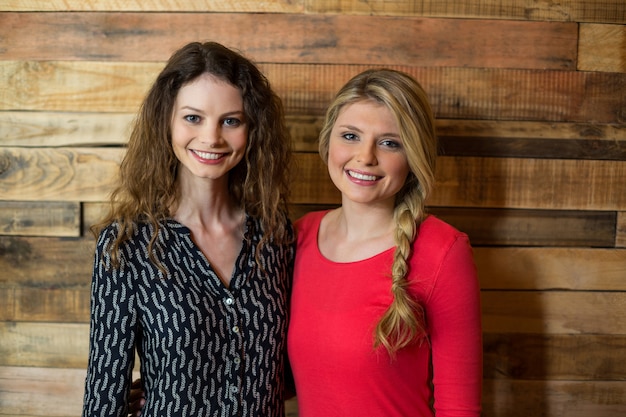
[0,13,578,70]
[3,61,626,124]
[0,201,80,237]
[617,211,626,247]
[0,147,121,203]
[308,0,626,24]
[481,291,626,335]
[0,0,305,13]
[474,247,626,290]
[483,379,626,417]
[432,207,616,247]
[579,24,626,73]
[0,111,131,147]
[2,0,624,23]
[2,149,626,211]
[4,286,626,335]
[5,112,625,154]
[293,153,626,210]
[0,322,89,368]
[0,366,86,416]
[0,236,94,286]
[483,333,626,380]
[0,287,90,322]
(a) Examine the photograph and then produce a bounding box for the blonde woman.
[287,69,482,416]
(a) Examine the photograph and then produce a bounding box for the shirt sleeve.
[82,228,138,417]
[426,234,483,417]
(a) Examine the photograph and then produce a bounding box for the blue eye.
[184,115,200,123]
[380,139,400,148]
[342,133,358,141]
[223,118,241,127]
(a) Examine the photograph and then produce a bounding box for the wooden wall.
[1,1,625,416]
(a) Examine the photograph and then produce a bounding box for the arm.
[82,229,138,417]
[427,235,483,416]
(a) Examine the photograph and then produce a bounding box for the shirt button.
[232,326,239,333]
[234,357,241,364]
[225,298,234,305]
[231,386,238,393]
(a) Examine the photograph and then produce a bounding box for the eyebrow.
[179,106,245,117]
[338,124,401,138]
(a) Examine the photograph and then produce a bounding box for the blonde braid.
[374,186,427,356]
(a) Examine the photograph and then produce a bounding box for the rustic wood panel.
[0,236,94,285]
[4,287,626,335]
[481,291,626,334]
[3,149,626,211]
[3,61,626,123]
[474,247,626,290]
[578,24,626,73]
[0,13,578,70]
[483,333,626,380]
[4,112,625,157]
[617,211,626,247]
[432,207,616,247]
[0,322,89,368]
[2,0,624,24]
[482,379,626,417]
[0,201,80,237]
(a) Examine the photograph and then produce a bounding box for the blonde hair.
[319,69,438,355]
[93,42,292,268]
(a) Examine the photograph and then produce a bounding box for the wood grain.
[578,24,626,73]
[0,201,80,237]
[0,13,578,70]
[2,0,625,23]
[3,61,625,123]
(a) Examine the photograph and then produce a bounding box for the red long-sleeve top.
[288,211,483,417]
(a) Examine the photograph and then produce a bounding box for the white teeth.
[348,170,377,181]
[193,150,221,160]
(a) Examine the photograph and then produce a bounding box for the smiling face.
[170,73,248,183]
[327,99,410,208]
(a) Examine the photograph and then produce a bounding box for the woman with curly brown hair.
[82,41,294,417]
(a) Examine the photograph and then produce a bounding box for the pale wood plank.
[0,0,304,12]
[617,211,626,247]
[481,291,626,334]
[2,0,624,23]
[3,61,626,124]
[484,333,626,380]
[0,201,80,237]
[483,379,626,417]
[0,322,89,368]
[0,13,577,70]
[474,247,626,290]
[0,366,86,416]
[0,147,121,203]
[2,149,626,211]
[579,23,626,73]
[0,111,132,147]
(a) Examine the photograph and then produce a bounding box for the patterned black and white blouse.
[82,215,294,417]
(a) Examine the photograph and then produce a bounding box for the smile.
[347,170,379,181]
[192,149,223,160]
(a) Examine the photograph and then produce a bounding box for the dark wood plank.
[3,61,625,124]
[0,13,577,70]
[0,201,80,237]
[431,207,616,247]
[473,247,626,290]
[483,333,626,380]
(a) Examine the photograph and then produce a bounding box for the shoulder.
[294,210,328,232]
[416,215,470,248]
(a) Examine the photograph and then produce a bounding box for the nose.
[201,122,224,147]
[356,142,377,165]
